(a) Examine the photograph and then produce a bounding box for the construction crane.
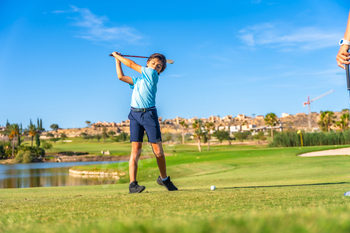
[303,89,334,130]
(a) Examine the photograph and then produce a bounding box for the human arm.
[111,52,142,74]
[336,11,350,69]
[115,57,134,85]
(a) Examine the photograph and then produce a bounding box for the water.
[0,161,122,189]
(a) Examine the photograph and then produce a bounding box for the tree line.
[0,118,52,162]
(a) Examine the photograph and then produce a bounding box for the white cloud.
[238,23,341,51]
[53,6,141,43]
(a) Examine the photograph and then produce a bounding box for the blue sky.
[0,0,349,129]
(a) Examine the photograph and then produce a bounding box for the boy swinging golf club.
[110,52,178,193]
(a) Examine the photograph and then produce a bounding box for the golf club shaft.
[108,53,148,59]
[346,63,350,91]
[123,55,149,59]
[347,49,350,127]
[109,53,174,64]
[347,48,350,91]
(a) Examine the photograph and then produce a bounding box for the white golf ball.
[211,185,216,190]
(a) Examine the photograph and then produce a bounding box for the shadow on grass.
[220,182,350,190]
[172,182,350,192]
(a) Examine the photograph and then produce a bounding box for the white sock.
[161,176,168,181]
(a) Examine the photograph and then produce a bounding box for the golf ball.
[211,185,216,190]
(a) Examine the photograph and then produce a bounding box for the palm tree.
[7,124,19,158]
[192,119,204,152]
[318,111,336,132]
[336,113,349,131]
[264,113,279,141]
[204,122,215,151]
[179,120,189,144]
[28,124,37,147]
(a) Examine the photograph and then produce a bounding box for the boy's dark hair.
[147,53,167,73]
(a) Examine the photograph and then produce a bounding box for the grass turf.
[1,144,350,232]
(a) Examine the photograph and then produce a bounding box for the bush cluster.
[14,151,34,163]
[14,146,45,163]
[113,132,130,142]
[0,144,5,158]
[18,146,45,157]
[269,130,350,147]
[57,151,89,156]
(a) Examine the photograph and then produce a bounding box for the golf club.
[109,53,174,64]
[346,48,350,129]
[347,57,350,95]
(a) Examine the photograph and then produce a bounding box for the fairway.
[1,144,350,233]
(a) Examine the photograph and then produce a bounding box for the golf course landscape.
[1,142,350,233]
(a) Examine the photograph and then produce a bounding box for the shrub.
[5,148,12,158]
[0,145,4,158]
[14,151,24,163]
[234,132,246,142]
[114,132,129,142]
[57,151,89,156]
[162,133,174,142]
[17,146,45,158]
[50,138,60,143]
[213,130,230,143]
[42,141,53,150]
[14,151,34,163]
[36,147,45,157]
[95,134,102,142]
[23,152,34,163]
[269,130,350,147]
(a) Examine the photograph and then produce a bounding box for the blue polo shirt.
[130,67,159,108]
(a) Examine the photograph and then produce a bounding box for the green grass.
[1,144,350,232]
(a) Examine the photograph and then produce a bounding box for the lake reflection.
[0,161,122,189]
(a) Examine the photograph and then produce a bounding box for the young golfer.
[111,52,178,193]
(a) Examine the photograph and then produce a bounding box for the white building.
[281,113,291,118]
[251,124,283,135]
[242,124,256,131]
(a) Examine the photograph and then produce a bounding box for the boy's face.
[147,58,163,74]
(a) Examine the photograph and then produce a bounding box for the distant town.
[85,111,345,135]
[1,110,347,139]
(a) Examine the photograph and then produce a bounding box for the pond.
[0,161,123,189]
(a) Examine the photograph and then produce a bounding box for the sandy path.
[299,147,350,157]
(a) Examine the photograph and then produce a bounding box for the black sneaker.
[129,181,145,194]
[157,176,178,191]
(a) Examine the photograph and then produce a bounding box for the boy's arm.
[115,58,134,85]
[336,11,350,69]
[111,52,142,74]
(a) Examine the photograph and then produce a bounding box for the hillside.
[41,111,348,138]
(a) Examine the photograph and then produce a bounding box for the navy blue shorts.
[128,107,162,143]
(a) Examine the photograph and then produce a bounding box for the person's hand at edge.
[336,45,350,69]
